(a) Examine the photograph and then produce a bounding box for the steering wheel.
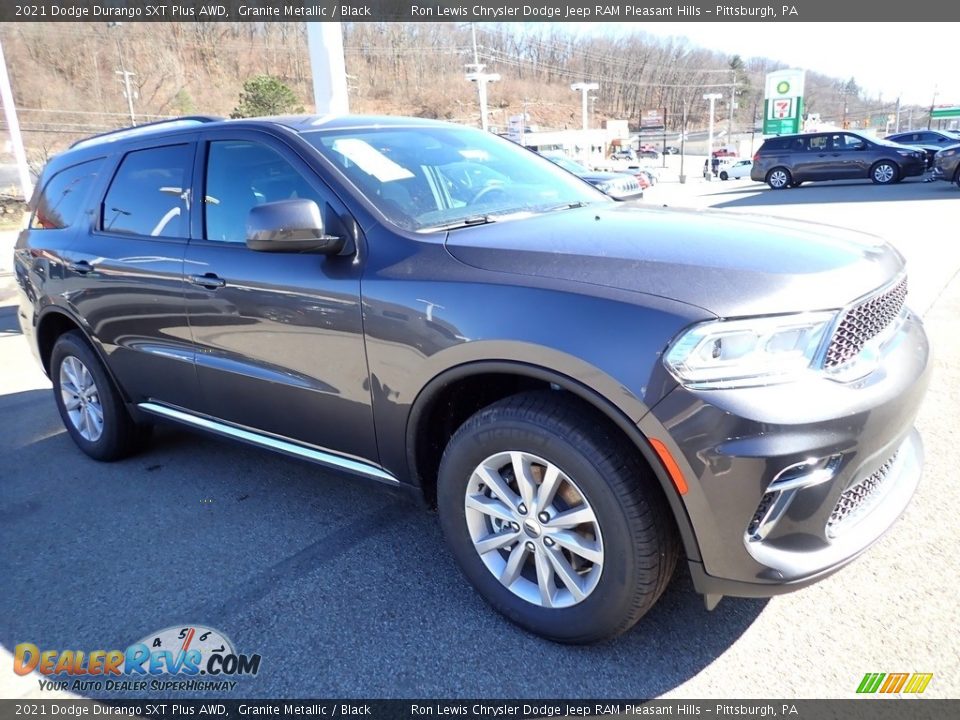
[470,182,508,205]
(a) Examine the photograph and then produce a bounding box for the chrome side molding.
[138,402,399,485]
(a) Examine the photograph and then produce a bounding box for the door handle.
[818,153,828,157]
[68,260,93,274]
[189,273,226,289]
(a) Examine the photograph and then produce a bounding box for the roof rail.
[69,115,223,150]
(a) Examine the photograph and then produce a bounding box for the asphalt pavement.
[1,176,958,700]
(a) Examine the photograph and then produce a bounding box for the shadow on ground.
[0,389,767,698]
[706,178,959,209]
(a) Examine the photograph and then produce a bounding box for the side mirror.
[246,199,345,254]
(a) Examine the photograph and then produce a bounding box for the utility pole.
[728,71,736,139]
[894,96,901,133]
[704,92,723,181]
[465,25,499,131]
[928,85,938,130]
[306,23,349,115]
[108,22,136,125]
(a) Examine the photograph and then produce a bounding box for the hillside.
[1,22,913,169]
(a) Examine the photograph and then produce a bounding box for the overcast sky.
[591,23,957,107]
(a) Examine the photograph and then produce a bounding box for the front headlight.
[664,312,836,388]
[939,148,958,158]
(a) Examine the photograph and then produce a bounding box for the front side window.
[204,140,327,244]
[304,125,607,231]
[31,158,104,230]
[808,136,829,152]
[101,145,193,238]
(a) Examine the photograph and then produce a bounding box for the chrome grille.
[824,277,907,368]
[826,453,899,538]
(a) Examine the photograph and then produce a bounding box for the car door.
[182,130,378,465]
[60,138,201,410]
[793,134,831,180]
[830,133,870,178]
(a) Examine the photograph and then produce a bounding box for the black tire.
[50,330,150,461]
[790,180,804,188]
[870,161,899,185]
[766,167,792,189]
[719,171,729,181]
[955,168,960,189]
[437,391,679,643]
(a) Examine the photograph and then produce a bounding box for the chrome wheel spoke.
[474,529,521,555]
[545,546,586,602]
[63,392,82,411]
[465,493,515,524]
[547,504,595,529]
[534,547,555,608]
[511,451,538,510]
[536,464,562,510]
[550,529,603,565]
[500,543,529,586]
[473,464,519,511]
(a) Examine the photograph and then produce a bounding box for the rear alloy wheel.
[51,330,150,461]
[871,161,899,184]
[766,167,791,189]
[437,391,679,643]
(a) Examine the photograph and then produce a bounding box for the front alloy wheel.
[872,162,898,184]
[464,451,603,609]
[437,391,679,643]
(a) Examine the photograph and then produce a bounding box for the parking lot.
[1,176,958,699]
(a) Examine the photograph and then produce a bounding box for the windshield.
[303,125,607,231]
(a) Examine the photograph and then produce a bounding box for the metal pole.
[307,23,349,115]
[704,93,722,181]
[0,37,33,200]
[894,96,901,133]
[729,72,736,139]
[116,70,136,125]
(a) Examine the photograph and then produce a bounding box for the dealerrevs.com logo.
[14,625,262,693]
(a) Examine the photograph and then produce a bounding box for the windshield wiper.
[423,214,497,232]
[540,200,591,213]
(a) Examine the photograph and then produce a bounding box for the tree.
[230,75,303,118]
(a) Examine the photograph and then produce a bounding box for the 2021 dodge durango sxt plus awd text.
[14,115,930,643]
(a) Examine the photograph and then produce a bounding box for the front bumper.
[641,309,931,597]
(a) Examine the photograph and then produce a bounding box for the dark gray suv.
[14,115,930,643]
[752,131,926,188]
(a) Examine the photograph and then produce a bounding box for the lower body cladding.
[642,311,931,601]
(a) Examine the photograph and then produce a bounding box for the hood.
[444,204,904,318]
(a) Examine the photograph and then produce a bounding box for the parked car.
[886,130,960,168]
[711,147,738,158]
[541,153,644,201]
[610,148,635,161]
[931,144,960,187]
[718,159,754,180]
[638,148,660,160]
[664,146,681,155]
[16,114,930,643]
[751,131,926,188]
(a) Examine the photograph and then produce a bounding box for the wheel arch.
[35,307,131,403]
[404,360,701,562]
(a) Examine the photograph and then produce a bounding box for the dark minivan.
[14,115,930,643]
[751,131,926,189]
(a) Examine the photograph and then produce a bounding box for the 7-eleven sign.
[771,98,794,119]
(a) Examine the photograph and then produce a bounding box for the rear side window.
[31,158,104,230]
[760,136,803,152]
[101,144,193,239]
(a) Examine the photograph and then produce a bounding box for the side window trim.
[94,137,198,243]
